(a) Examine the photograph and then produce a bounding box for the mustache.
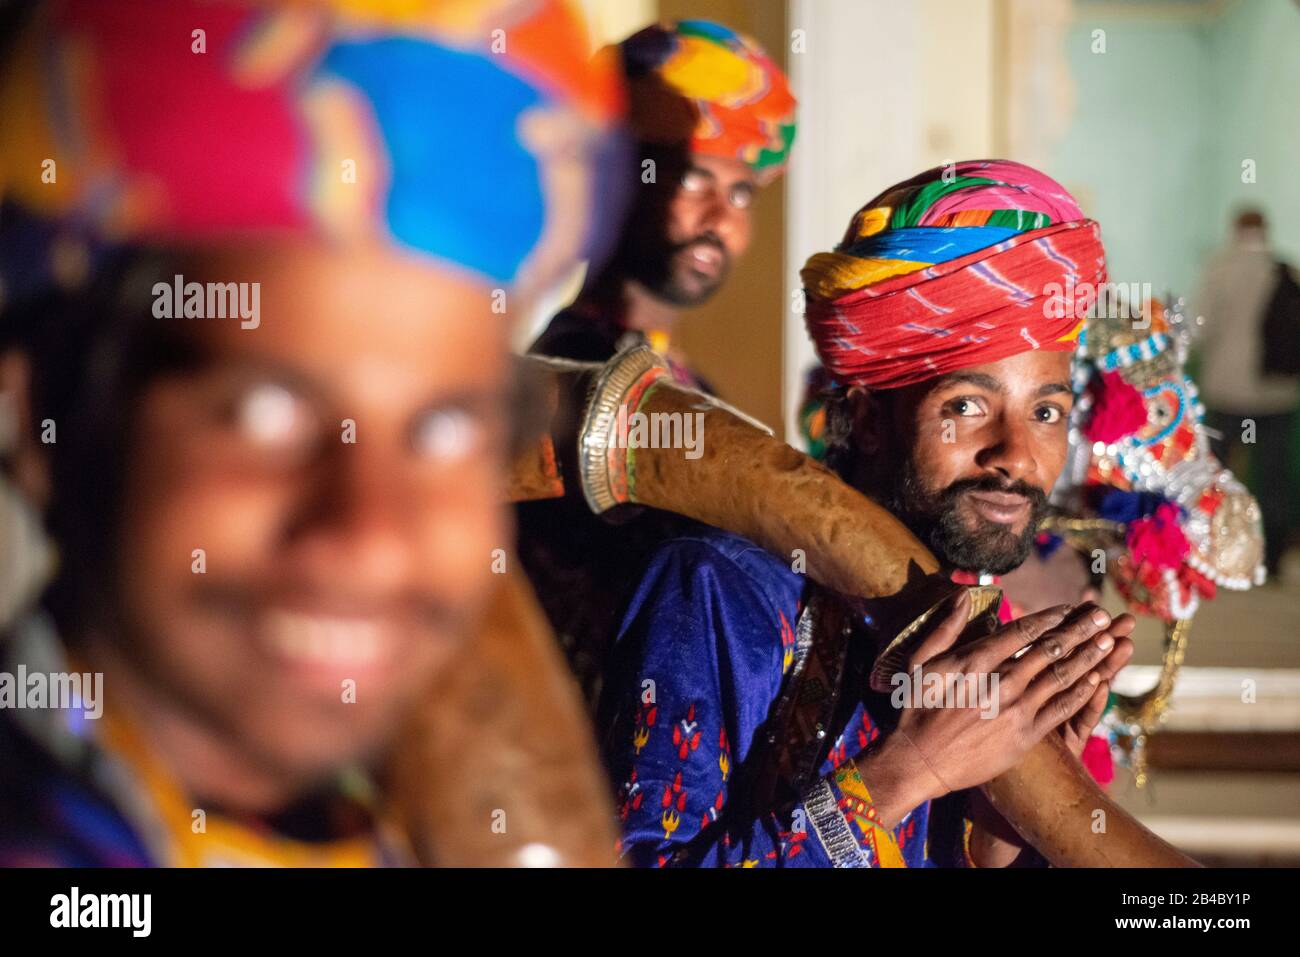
[670,232,728,259]
[942,476,1048,507]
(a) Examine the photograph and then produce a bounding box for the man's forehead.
[686,153,757,186]
[921,351,1074,395]
[168,240,509,394]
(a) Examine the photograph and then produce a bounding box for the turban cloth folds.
[618,19,796,181]
[0,0,626,290]
[802,160,1106,390]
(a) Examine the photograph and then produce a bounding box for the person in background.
[529,19,796,387]
[1195,208,1299,579]
[518,20,796,706]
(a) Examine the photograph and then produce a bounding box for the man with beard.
[519,21,795,704]
[0,0,620,866]
[529,19,797,385]
[599,161,1137,867]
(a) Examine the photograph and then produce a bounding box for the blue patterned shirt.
[600,526,973,868]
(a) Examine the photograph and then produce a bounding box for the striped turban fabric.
[619,20,797,182]
[802,160,1106,390]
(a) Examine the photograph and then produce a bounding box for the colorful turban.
[802,160,1105,390]
[618,20,796,182]
[0,0,625,291]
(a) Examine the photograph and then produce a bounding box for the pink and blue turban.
[803,160,1106,390]
[0,0,625,293]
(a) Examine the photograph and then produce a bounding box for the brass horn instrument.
[501,346,1196,868]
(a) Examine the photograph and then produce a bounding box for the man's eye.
[232,382,315,449]
[679,169,710,193]
[1035,405,1064,424]
[948,397,985,417]
[729,186,754,209]
[413,407,482,462]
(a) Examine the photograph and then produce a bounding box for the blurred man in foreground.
[0,0,620,866]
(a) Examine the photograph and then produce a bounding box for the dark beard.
[884,457,1048,575]
[623,232,730,307]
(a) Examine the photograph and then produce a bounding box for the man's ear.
[846,386,888,454]
[0,350,51,510]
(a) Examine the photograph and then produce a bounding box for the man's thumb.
[910,588,972,666]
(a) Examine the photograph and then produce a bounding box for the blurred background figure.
[1194,209,1299,581]
[517,15,795,706]
[530,18,796,389]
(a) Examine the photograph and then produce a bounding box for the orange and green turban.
[618,19,796,182]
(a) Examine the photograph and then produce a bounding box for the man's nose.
[290,442,418,592]
[700,192,746,250]
[975,415,1038,483]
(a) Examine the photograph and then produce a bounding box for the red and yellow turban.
[802,160,1105,390]
[618,20,796,182]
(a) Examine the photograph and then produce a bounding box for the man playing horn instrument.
[599,161,1137,867]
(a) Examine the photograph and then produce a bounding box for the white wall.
[783,0,997,442]
[1047,0,1300,318]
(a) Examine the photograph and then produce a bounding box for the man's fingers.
[1094,633,1135,684]
[910,589,972,667]
[1032,670,1101,738]
[1108,612,1138,637]
[1019,622,1116,711]
[1003,603,1112,696]
[971,603,1071,668]
[1071,681,1109,740]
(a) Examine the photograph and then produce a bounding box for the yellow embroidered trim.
[962,816,977,868]
[832,762,905,868]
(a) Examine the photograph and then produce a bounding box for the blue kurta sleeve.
[601,528,968,868]
[601,532,810,867]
